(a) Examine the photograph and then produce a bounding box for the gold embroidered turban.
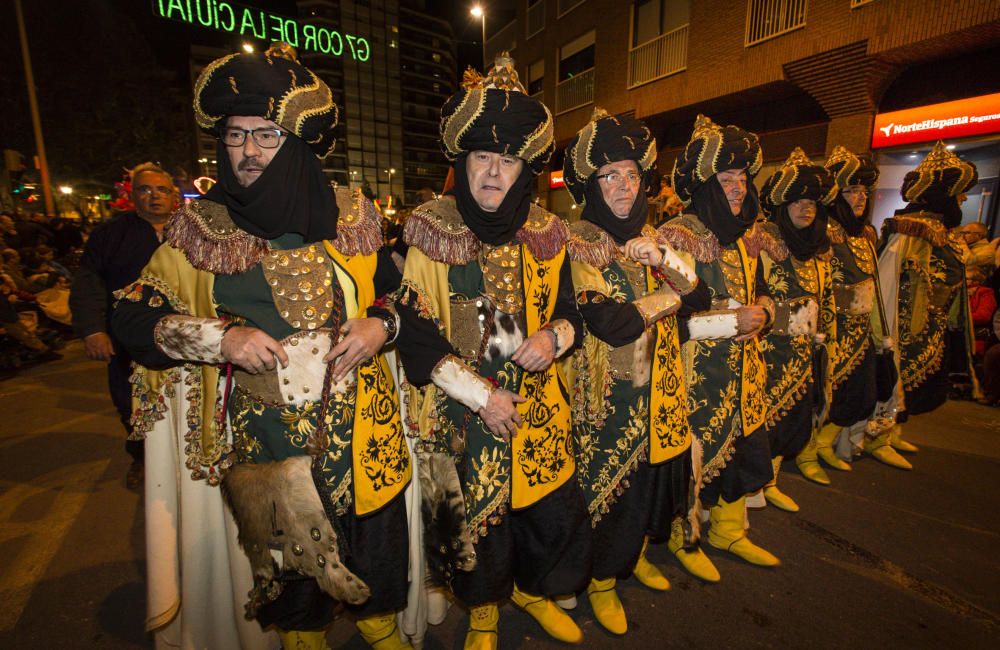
[901,140,978,204]
[562,107,657,204]
[672,114,763,203]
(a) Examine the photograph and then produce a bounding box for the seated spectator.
[980,311,1000,407]
[963,222,997,272]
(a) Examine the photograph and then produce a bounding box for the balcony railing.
[555,67,594,114]
[526,0,546,39]
[745,0,807,47]
[627,24,688,89]
[850,0,876,6]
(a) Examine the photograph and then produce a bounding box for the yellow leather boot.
[795,433,831,485]
[356,613,412,650]
[890,426,920,453]
[464,604,499,650]
[277,629,331,650]
[666,519,720,583]
[706,497,781,567]
[763,456,799,512]
[511,586,583,644]
[865,426,913,470]
[587,577,627,635]
[633,537,670,591]
[816,422,852,471]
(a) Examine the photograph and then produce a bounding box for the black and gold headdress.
[672,114,763,204]
[900,140,978,203]
[824,145,879,190]
[562,107,657,204]
[761,147,838,214]
[193,42,339,158]
[439,53,554,175]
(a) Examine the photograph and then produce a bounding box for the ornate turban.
[672,114,763,204]
[824,145,879,190]
[900,140,978,204]
[439,53,554,175]
[193,42,339,158]
[562,107,657,204]
[760,147,838,214]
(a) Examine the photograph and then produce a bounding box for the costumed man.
[809,146,898,475]
[755,148,838,510]
[878,141,980,459]
[658,115,780,572]
[111,44,413,650]
[396,56,590,649]
[562,109,710,634]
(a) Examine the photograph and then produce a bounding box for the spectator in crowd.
[0,213,17,248]
[968,266,996,357]
[0,254,62,366]
[980,312,1000,406]
[70,162,175,489]
[962,222,997,272]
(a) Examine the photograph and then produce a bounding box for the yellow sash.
[646,267,692,463]
[324,242,412,516]
[736,239,767,436]
[511,244,576,510]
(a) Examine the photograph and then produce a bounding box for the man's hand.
[478,389,526,441]
[84,332,115,362]
[221,326,289,374]
[512,330,556,372]
[735,305,767,341]
[324,317,388,383]
[624,236,664,267]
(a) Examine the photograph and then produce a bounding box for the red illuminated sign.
[872,93,1000,149]
[549,170,565,189]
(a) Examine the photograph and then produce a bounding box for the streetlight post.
[384,167,395,199]
[471,5,486,70]
[13,0,55,217]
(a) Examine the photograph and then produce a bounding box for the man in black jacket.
[69,162,174,489]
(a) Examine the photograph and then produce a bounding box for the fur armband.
[544,319,575,358]
[154,315,227,363]
[431,354,495,411]
[633,288,682,326]
[659,243,698,295]
[687,310,740,340]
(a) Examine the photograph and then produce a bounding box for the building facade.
[488,0,1000,230]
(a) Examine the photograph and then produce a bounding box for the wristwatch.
[379,312,399,343]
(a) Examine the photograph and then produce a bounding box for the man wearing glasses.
[112,43,412,650]
[70,161,176,490]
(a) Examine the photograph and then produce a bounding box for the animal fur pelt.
[418,451,477,587]
[221,456,371,606]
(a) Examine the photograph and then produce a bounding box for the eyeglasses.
[134,185,173,197]
[220,127,287,149]
[595,171,642,187]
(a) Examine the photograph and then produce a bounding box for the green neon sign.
[153,0,371,62]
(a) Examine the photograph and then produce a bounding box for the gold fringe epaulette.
[404,196,568,265]
[657,213,720,263]
[744,221,788,261]
[862,224,878,247]
[331,187,384,257]
[166,200,270,274]
[881,213,947,247]
[566,220,616,269]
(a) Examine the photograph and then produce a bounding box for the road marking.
[0,459,111,631]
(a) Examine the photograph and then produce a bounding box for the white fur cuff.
[154,315,227,363]
[787,299,819,337]
[687,310,739,340]
[633,287,681,326]
[431,354,494,412]
[659,244,698,295]
[547,319,575,357]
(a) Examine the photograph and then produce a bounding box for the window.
[745,0,807,47]
[527,59,545,96]
[559,31,595,81]
[558,0,585,17]
[632,0,689,47]
[526,0,546,39]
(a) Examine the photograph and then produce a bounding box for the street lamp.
[58,185,73,195]
[470,5,486,70]
[384,168,395,195]
[242,43,255,53]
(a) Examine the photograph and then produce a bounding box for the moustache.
[238,157,265,171]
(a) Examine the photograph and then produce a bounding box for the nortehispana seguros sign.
[153,0,371,61]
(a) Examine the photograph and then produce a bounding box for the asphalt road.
[1,342,997,649]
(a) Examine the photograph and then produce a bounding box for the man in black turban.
[659,115,780,573]
[396,54,588,649]
[877,141,981,462]
[562,108,709,634]
[112,43,413,650]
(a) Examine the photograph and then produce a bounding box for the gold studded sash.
[511,243,575,510]
[323,242,411,516]
[647,266,692,464]
[736,239,767,436]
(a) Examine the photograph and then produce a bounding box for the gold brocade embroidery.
[791,257,819,294]
[262,245,335,330]
[647,266,691,463]
[735,239,767,436]
[719,247,747,304]
[481,242,524,313]
[848,236,876,275]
